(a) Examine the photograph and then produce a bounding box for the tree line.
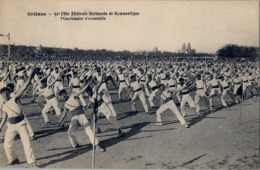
[0,43,257,61]
[217,44,258,58]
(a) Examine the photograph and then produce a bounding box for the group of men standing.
[0,57,259,167]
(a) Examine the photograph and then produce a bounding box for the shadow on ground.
[37,121,150,168]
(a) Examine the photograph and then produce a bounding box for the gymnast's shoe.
[96,127,102,134]
[30,135,36,141]
[95,144,106,152]
[45,122,52,125]
[6,159,19,165]
[29,162,39,168]
[184,123,190,128]
[155,122,164,126]
[73,144,80,148]
[117,129,124,138]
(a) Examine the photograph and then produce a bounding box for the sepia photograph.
[0,0,259,169]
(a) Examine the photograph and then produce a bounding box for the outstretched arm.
[2,69,11,82]
[58,107,68,126]
[93,73,106,93]
[171,66,180,78]
[14,70,35,99]
[0,112,7,132]
[202,66,211,77]
[126,86,133,98]
[40,62,47,72]
[77,68,86,79]
[167,87,181,93]
[47,68,67,87]
[74,77,94,97]
[137,67,148,82]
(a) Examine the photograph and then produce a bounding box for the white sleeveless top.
[2,98,22,118]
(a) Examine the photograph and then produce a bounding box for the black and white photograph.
[0,0,259,169]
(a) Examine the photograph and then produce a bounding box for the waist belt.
[57,79,62,82]
[169,85,176,88]
[46,94,55,100]
[223,86,229,89]
[212,85,219,88]
[151,86,158,91]
[140,80,146,82]
[8,114,24,124]
[73,85,80,88]
[161,78,166,80]
[243,80,249,83]
[70,107,84,117]
[120,80,125,83]
[197,87,204,90]
[163,97,173,103]
[97,98,104,107]
[181,91,190,95]
[17,76,24,80]
[134,88,142,93]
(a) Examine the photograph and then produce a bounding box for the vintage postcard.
[0,0,259,169]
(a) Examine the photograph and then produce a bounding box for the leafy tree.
[217,44,257,58]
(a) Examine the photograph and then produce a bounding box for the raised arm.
[126,86,133,98]
[137,67,148,82]
[2,68,11,82]
[171,66,180,78]
[74,77,94,97]
[202,66,212,77]
[167,87,181,93]
[0,111,7,132]
[58,107,68,127]
[14,69,36,99]
[40,62,47,72]
[47,68,66,87]
[93,73,105,93]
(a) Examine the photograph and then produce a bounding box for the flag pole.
[92,94,98,169]
[239,101,242,125]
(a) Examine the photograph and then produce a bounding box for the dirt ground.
[0,87,259,169]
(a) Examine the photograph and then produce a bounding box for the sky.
[0,0,259,53]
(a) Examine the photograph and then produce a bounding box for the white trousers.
[4,120,36,163]
[180,94,196,116]
[194,89,209,112]
[96,103,120,130]
[209,88,227,107]
[54,81,64,96]
[118,82,128,99]
[233,84,241,95]
[24,117,34,138]
[222,89,238,103]
[140,82,150,97]
[68,114,98,147]
[131,91,149,112]
[148,89,158,107]
[98,103,115,119]
[156,100,186,125]
[0,95,4,118]
[15,79,25,92]
[42,98,61,123]
[243,82,250,91]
